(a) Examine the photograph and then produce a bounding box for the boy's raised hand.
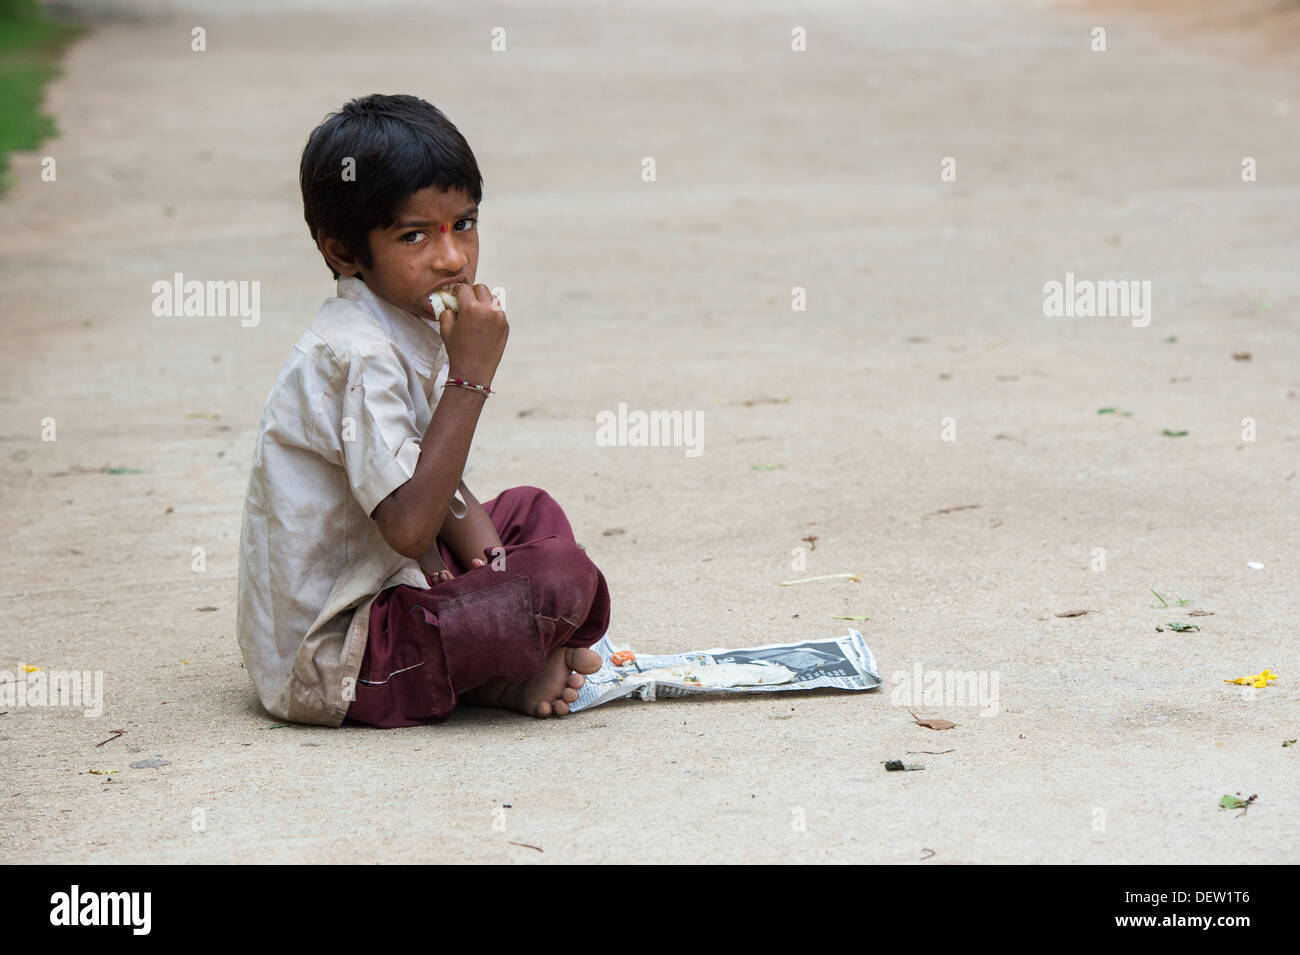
[437,283,508,387]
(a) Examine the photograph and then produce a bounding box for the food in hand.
[428,289,458,318]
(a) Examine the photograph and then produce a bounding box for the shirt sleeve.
[339,341,424,517]
[449,478,468,518]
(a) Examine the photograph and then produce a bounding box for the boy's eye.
[401,220,474,243]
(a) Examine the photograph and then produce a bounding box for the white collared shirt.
[236,276,466,726]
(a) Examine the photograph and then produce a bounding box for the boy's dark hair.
[300,94,484,279]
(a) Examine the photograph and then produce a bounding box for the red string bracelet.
[447,375,493,396]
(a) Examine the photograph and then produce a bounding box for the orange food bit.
[610,650,636,666]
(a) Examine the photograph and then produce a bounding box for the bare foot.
[461,646,602,717]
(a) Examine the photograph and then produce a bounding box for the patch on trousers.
[435,575,547,691]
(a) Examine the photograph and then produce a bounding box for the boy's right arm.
[370,282,507,559]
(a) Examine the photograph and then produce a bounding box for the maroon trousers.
[344,486,611,728]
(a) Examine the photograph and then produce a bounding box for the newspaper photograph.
[570,629,881,712]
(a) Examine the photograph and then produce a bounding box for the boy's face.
[324,185,479,322]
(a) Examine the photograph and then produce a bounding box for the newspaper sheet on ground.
[570,629,881,712]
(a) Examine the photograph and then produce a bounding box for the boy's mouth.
[422,276,466,318]
[425,288,460,320]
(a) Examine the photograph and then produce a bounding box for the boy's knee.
[524,537,602,606]
[527,535,593,576]
[515,484,559,512]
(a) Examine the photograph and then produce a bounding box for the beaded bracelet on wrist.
[448,376,493,397]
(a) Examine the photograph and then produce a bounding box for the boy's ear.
[319,236,363,278]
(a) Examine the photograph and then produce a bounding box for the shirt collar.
[336,276,444,376]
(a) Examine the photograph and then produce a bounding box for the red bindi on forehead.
[439,223,449,233]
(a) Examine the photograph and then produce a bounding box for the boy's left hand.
[433,557,487,583]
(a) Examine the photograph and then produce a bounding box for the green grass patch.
[0,0,85,192]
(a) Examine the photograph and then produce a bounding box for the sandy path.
[1,0,1296,863]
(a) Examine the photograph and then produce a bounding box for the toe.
[562,687,578,703]
[553,699,570,716]
[535,700,552,717]
[567,647,603,675]
[567,672,585,689]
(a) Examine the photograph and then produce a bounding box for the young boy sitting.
[235,94,609,728]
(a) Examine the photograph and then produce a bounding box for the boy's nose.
[431,242,467,273]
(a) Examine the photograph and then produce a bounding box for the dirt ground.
[2,0,1296,863]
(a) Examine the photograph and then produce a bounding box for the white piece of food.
[428,289,458,318]
[619,662,795,688]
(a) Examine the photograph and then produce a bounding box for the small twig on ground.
[779,573,862,586]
